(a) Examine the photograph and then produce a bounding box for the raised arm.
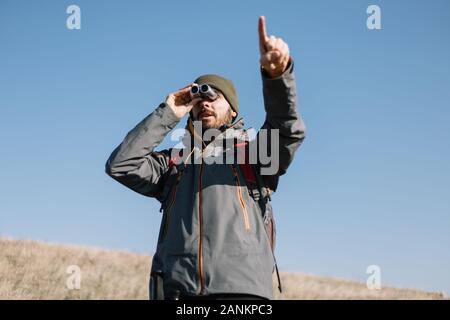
[256,16,306,192]
[105,85,200,198]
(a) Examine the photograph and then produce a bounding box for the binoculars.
[190,83,218,101]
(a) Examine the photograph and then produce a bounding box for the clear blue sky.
[1,0,449,295]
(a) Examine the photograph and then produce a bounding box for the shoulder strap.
[158,150,185,210]
[236,141,282,293]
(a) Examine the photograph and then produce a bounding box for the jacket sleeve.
[105,102,181,198]
[257,60,306,192]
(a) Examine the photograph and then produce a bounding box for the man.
[105,16,306,300]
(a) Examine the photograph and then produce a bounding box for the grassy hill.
[0,238,446,300]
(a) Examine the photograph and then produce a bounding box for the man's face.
[191,91,237,130]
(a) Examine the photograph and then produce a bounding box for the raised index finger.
[258,16,268,52]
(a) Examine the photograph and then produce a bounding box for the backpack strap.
[236,141,283,293]
[158,150,186,211]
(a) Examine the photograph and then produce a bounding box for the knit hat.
[192,74,239,120]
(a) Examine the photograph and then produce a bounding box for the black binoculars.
[190,83,218,101]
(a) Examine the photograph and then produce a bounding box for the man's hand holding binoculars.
[258,16,291,78]
[165,83,218,119]
[165,85,201,119]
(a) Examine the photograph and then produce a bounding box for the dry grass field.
[0,238,446,300]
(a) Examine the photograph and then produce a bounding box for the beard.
[198,108,234,130]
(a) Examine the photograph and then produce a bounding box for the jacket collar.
[183,117,250,159]
[186,117,246,145]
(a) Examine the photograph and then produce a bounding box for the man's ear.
[231,110,237,118]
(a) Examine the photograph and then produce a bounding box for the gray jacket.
[105,63,306,299]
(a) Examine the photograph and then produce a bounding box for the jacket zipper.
[162,171,184,240]
[198,162,206,294]
[231,165,251,231]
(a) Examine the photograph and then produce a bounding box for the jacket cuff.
[261,59,297,116]
[155,102,182,130]
[260,58,294,80]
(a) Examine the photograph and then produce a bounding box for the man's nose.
[198,100,211,108]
